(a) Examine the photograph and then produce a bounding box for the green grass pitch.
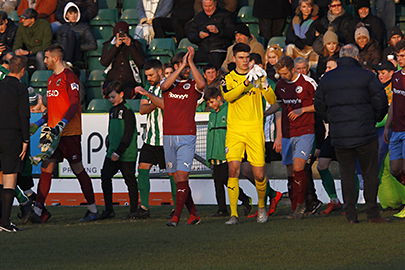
[1,203,404,270]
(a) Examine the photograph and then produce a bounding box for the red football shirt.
[47,68,82,136]
[275,74,316,138]
[162,79,202,135]
[391,70,405,132]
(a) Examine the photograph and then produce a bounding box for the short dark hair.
[171,52,186,66]
[0,11,8,22]
[274,56,294,71]
[67,6,79,14]
[395,39,405,53]
[163,63,173,70]
[249,53,262,65]
[203,63,217,73]
[8,56,27,74]
[144,59,163,71]
[103,81,124,97]
[45,44,64,59]
[204,87,222,101]
[232,43,250,56]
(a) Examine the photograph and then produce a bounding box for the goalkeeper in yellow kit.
[221,43,276,224]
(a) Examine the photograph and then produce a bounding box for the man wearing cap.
[315,44,388,223]
[100,21,145,99]
[383,26,403,67]
[355,0,386,48]
[221,23,265,73]
[186,0,235,69]
[0,11,17,57]
[13,8,52,71]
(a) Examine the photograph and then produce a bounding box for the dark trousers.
[153,17,191,42]
[213,162,250,212]
[194,49,226,70]
[335,139,380,220]
[101,158,138,213]
[258,18,286,42]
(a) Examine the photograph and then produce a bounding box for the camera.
[118,30,126,38]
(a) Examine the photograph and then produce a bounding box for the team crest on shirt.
[295,86,303,94]
[183,83,191,90]
[70,82,79,91]
[56,78,62,86]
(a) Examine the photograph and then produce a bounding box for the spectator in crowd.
[135,0,173,43]
[355,25,382,70]
[354,0,385,48]
[316,27,340,80]
[221,23,265,73]
[197,63,222,111]
[317,0,356,45]
[383,26,403,67]
[13,8,52,71]
[285,0,320,68]
[315,44,388,223]
[56,0,98,23]
[100,21,145,100]
[186,0,235,69]
[194,0,238,14]
[253,0,291,43]
[0,55,29,233]
[376,0,395,34]
[28,87,46,113]
[153,0,195,42]
[99,81,139,220]
[163,63,174,78]
[265,44,283,83]
[0,11,17,57]
[0,0,17,14]
[17,0,57,23]
[56,2,96,65]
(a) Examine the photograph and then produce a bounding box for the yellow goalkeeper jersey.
[221,69,276,129]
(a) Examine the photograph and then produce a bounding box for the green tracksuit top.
[107,101,137,162]
[206,102,228,162]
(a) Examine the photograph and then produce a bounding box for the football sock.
[37,172,53,205]
[169,175,176,204]
[227,177,239,217]
[15,186,29,205]
[75,170,95,205]
[0,184,3,218]
[185,189,197,216]
[266,182,277,200]
[173,181,190,219]
[255,179,267,208]
[354,174,360,199]
[319,168,338,200]
[101,174,113,211]
[87,203,97,214]
[137,169,150,209]
[1,188,15,226]
[294,170,308,205]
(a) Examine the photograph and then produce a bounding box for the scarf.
[327,9,345,23]
[293,15,315,39]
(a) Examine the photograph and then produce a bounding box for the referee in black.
[0,56,30,232]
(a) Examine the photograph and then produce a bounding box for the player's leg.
[137,162,153,217]
[317,157,341,214]
[389,132,405,185]
[120,161,139,218]
[99,157,119,219]
[234,161,252,216]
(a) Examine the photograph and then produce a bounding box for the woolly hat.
[356,0,370,10]
[113,21,129,35]
[234,24,250,37]
[388,25,403,40]
[355,26,370,41]
[323,27,338,45]
[28,87,38,106]
[373,60,396,72]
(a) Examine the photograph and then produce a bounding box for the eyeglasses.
[330,4,342,8]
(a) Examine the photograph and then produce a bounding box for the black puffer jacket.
[0,20,17,54]
[186,7,235,53]
[315,57,388,148]
[56,0,98,23]
[317,12,357,45]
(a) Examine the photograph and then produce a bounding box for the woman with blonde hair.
[265,44,283,83]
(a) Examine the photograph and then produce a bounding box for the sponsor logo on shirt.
[393,88,405,96]
[47,89,59,97]
[282,98,302,104]
[168,92,189,100]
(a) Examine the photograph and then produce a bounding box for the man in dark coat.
[315,44,388,223]
[55,0,98,23]
[0,11,17,56]
[186,0,235,69]
[253,0,291,42]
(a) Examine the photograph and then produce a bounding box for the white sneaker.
[257,207,268,223]
[225,216,239,225]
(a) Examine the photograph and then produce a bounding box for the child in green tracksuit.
[99,81,139,219]
[205,87,252,217]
